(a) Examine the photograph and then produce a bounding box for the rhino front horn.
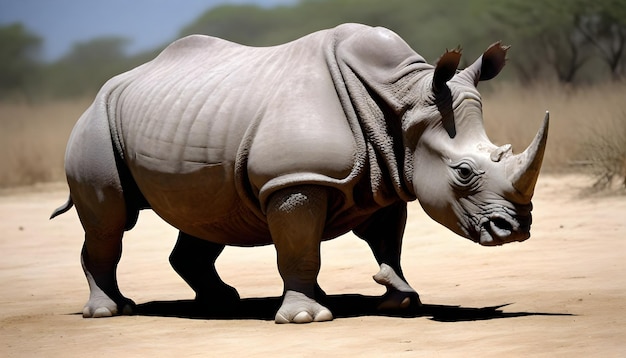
[508,112,550,199]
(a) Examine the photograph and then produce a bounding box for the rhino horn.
[456,42,509,86]
[508,112,550,199]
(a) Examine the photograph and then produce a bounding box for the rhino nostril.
[487,216,515,239]
[492,217,513,232]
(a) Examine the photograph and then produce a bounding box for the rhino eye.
[450,161,483,188]
[457,165,473,180]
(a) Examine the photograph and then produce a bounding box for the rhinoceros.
[51,23,548,323]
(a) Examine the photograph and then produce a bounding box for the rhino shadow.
[134,295,572,322]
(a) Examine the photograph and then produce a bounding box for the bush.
[578,112,626,191]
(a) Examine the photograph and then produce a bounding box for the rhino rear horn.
[432,47,462,93]
[456,42,509,86]
[508,112,550,199]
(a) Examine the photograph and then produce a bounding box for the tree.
[488,0,626,84]
[489,0,596,84]
[0,23,42,99]
[61,37,130,65]
[43,36,136,97]
[574,0,626,80]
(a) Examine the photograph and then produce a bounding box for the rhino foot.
[83,294,135,318]
[275,291,333,324]
[195,283,240,306]
[81,253,136,318]
[378,290,421,311]
[373,263,421,311]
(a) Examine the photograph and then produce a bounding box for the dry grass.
[483,81,626,176]
[577,112,626,190]
[0,99,91,188]
[0,82,625,189]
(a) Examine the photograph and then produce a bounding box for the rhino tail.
[50,196,74,219]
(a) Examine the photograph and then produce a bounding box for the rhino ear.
[432,47,462,93]
[479,41,509,81]
[457,42,509,86]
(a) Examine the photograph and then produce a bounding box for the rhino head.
[404,43,549,246]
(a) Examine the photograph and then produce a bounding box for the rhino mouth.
[477,213,530,246]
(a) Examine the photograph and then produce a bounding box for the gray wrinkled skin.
[51,23,548,323]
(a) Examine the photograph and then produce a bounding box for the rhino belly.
[129,160,272,246]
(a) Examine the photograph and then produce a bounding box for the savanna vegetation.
[1,0,625,190]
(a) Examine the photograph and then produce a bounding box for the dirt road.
[1,174,624,357]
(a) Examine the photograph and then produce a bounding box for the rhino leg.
[73,183,136,318]
[169,232,240,305]
[354,202,421,311]
[267,185,333,324]
[65,104,136,318]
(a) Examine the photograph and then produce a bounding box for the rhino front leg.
[267,185,333,324]
[354,202,421,311]
[169,232,240,305]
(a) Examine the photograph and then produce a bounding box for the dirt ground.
[0,174,624,357]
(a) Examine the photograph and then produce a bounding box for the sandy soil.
[0,174,624,357]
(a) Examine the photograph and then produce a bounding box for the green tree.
[489,0,592,84]
[0,23,42,99]
[489,0,626,84]
[42,36,137,97]
[574,0,626,80]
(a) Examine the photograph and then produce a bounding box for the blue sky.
[0,0,298,61]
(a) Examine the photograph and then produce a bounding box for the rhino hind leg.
[63,102,139,318]
[354,202,421,311]
[267,185,333,324]
[73,183,136,318]
[169,232,240,305]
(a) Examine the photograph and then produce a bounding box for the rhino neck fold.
[327,27,427,205]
